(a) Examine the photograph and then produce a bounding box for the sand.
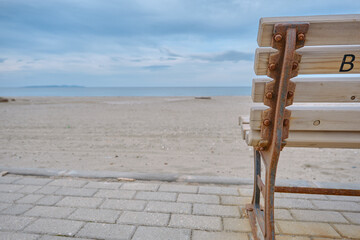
[0,96,359,183]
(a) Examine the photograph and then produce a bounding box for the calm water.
[0,87,251,97]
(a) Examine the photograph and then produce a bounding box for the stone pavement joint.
[0,173,359,240]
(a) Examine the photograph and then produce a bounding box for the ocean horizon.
[0,87,251,97]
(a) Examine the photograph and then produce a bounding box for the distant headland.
[24,85,85,88]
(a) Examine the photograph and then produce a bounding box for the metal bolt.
[274,34,282,42]
[292,62,298,70]
[283,119,289,127]
[268,63,276,71]
[259,147,265,151]
[297,33,305,41]
[313,120,320,126]
[287,91,294,98]
[263,119,271,126]
[265,92,273,99]
[351,96,356,100]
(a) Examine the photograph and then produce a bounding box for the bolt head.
[298,33,305,41]
[263,119,271,126]
[265,92,273,99]
[351,96,356,100]
[268,63,276,71]
[287,91,294,98]
[313,120,321,126]
[292,62,298,70]
[259,147,265,151]
[274,34,282,42]
[283,119,289,127]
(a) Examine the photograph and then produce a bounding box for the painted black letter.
[339,54,355,72]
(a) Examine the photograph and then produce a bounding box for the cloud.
[191,50,253,62]
[0,58,7,63]
[143,65,171,71]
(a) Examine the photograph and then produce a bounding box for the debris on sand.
[195,97,211,100]
[0,97,15,102]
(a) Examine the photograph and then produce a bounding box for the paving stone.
[1,204,33,215]
[121,182,159,191]
[54,187,97,197]
[312,200,360,211]
[221,196,251,205]
[0,215,35,231]
[342,212,360,224]
[15,177,53,186]
[24,218,84,236]
[169,214,222,230]
[277,221,340,237]
[35,186,60,194]
[135,191,177,201]
[333,224,360,238]
[100,199,146,211]
[48,179,87,187]
[0,176,21,184]
[56,196,103,208]
[0,192,24,203]
[158,184,198,193]
[276,236,311,240]
[274,209,293,220]
[24,206,75,218]
[280,193,327,200]
[132,226,190,240]
[39,236,89,240]
[16,194,44,204]
[83,181,122,189]
[223,218,251,232]
[16,185,42,194]
[192,230,248,240]
[69,208,121,223]
[275,198,315,209]
[76,222,135,240]
[145,201,191,214]
[326,195,360,202]
[0,231,40,240]
[0,183,24,192]
[118,211,170,226]
[94,189,136,199]
[193,203,240,217]
[291,209,348,223]
[0,202,11,211]
[36,195,63,206]
[177,193,219,204]
[198,186,239,195]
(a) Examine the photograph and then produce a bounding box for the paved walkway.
[0,173,359,240]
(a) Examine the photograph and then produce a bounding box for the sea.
[0,87,251,97]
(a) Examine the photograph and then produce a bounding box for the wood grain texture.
[245,130,360,149]
[258,14,360,47]
[250,106,360,131]
[252,78,360,102]
[254,46,360,75]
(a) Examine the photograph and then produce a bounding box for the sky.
[0,0,359,87]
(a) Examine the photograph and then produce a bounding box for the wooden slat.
[258,14,360,47]
[245,130,360,149]
[254,46,360,75]
[240,123,250,140]
[252,78,360,102]
[250,106,360,131]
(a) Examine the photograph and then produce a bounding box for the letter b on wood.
[339,54,355,72]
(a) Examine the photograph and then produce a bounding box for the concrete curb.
[1,166,359,189]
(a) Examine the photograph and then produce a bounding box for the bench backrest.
[243,14,360,149]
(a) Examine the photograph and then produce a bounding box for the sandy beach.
[0,96,359,183]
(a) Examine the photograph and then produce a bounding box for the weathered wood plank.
[254,46,360,75]
[252,78,360,102]
[240,123,250,140]
[249,106,360,131]
[258,14,360,47]
[246,130,360,149]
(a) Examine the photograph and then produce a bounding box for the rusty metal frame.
[246,22,360,240]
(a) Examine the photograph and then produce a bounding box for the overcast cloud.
[0,0,359,87]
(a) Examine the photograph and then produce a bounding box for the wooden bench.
[240,14,360,240]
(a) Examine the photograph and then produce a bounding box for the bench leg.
[247,149,279,240]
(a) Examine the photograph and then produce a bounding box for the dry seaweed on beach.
[194,97,211,100]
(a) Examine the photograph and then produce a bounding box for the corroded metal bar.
[275,186,360,196]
